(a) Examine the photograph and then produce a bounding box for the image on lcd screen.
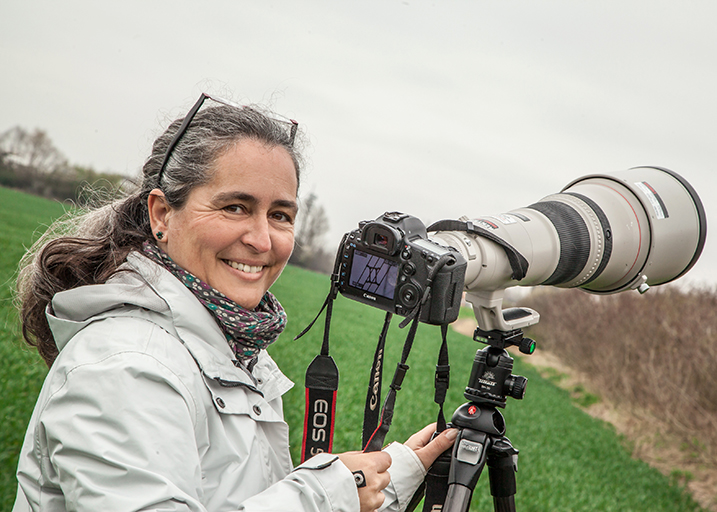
[349,250,399,300]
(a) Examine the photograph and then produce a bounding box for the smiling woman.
[149,139,298,310]
[12,93,456,512]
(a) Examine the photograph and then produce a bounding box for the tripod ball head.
[464,346,526,408]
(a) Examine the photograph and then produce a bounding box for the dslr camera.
[334,212,467,325]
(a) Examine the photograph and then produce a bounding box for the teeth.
[226,261,263,273]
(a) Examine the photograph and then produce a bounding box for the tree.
[290,192,334,273]
[0,126,67,174]
[0,126,126,202]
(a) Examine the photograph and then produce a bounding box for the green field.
[0,186,703,511]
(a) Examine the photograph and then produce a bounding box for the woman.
[13,94,456,512]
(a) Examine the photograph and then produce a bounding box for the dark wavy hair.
[16,101,302,367]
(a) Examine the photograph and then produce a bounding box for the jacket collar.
[48,252,292,397]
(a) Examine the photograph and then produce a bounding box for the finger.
[404,423,438,450]
[376,490,386,509]
[413,428,458,470]
[358,489,385,512]
[356,467,390,512]
[362,451,393,473]
[377,466,392,489]
[338,450,374,473]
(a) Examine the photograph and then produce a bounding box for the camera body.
[335,212,467,325]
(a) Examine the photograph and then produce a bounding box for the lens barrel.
[432,166,706,295]
[558,166,707,292]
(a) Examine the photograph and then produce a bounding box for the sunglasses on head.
[157,93,298,185]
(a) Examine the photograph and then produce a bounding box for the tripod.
[441,327,535,512]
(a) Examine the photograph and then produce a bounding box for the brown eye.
[224,204,246,214]
[271,211,293,223]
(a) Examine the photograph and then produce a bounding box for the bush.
[523,286,717,461]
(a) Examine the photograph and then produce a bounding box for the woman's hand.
[404,423,458,470]
[337,424,456,512]
[338,450,392,512]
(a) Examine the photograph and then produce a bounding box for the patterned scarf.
[142,242,287,360]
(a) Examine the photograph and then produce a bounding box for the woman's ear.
[148,189,171,243]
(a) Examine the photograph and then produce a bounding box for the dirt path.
[451,318,717,511]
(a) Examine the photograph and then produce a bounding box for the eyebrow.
[213,191,298,211]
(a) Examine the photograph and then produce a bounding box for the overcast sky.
[1,0,714,291]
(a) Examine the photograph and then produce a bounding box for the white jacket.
[14,253,426,511]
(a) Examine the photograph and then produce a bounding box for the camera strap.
[361,312,393,449]
[428,219,529,281]
[404,324,452,512]
[434,323,450,432]
[363,313,421,453]
[363,252,457,452]
[295,288,340,462]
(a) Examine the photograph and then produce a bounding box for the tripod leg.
[444,484,473,512]
[442,429,489,512]
[487,438,519,512]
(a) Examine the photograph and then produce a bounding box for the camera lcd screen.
[349,250,399,300]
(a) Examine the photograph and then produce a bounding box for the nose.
[241,216,272,253]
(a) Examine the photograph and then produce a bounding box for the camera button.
[403,289,416,303]
[401,248,412,260]
[399,284,420,308]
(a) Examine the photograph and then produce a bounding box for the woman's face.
[150,138,298,309]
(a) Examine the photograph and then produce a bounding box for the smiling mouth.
[224,260,265,274]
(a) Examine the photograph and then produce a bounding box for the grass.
[0,187,66,510]
[0,186,705,511]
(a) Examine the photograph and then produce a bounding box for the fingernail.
[445,428,459,440]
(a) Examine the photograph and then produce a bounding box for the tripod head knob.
[519,336,536,355]
[505,375,527,400]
